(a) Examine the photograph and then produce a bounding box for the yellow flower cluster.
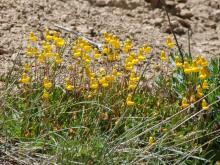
[182,56,208,77]
[19,63,31,85]
[20,30,154,105]
[42,77,52,100]
[64,78,74,91]
[179,55,210,110]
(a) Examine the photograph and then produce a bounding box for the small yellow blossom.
[90,81,99,90]
[64,78,74,91]
[175,56,183,67]
[26,46,33,56]
[54,37,65,47]
[23,63,30,72]
[148,136,155,145]
[43,77,52,90]
[160,50,167,61]
[38,54,45,64]
[94,48,101,59]
[166,36,174,49]
[181,97,189,108]
[197,85,203,98]
[65,84,74,91]
[20,73,30,85]
[29,32,37,42]
[190,95,196,103]
[126,94,134,106]
[202,99,208,110]
[54,54,62,64]
[143,44,151,54]
[42,89,49,100]
[202,80,209,89]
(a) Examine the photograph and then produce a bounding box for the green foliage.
[0,30,220,164]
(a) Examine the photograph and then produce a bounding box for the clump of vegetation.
[0,28,220,164]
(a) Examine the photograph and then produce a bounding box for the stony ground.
[0,0,220,74]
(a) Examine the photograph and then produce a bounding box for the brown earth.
[0,0,220,74]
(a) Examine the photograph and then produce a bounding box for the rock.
[209,0,220,9]
[170,20,179,29]
[0,48,8,55]
[204,21,216,29]
[176,0,187,2]
[91,0,141,9]
[166,0,176,8]
[109,0,141,9]
[175,3,187,11]
[76,25,90,34]
[1,23,13,30]
[178,18,191,29]
[174,27,185,35]
[213,10,220,22]
[161,22,171,33]
[94,0,107,6]
[145,0,162,8]
[179,9,193,19]
[152,17,163,27]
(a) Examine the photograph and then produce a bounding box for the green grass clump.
[0,29,220,164]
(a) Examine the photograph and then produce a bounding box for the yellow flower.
[148,136,155,145]
[166,36,174,49]
[160,50,167,61]
[29,32,37,42]
[216,161,220,165]
[199,73,207,79]
[111,38,120,49]
[102,83,109,88]
[90,81,99,90]
[94,48,101,59]
[183,61,192,74]
[54,54,63,64]
[126,94,134,106]
[138,55,145,62]
[102,47,109,54]
[26,46,33,56]
[23,63,30,72]
[45,34,53,41]
[143,44,151,54]
[201,59,208,67]
[38,54,45,64]
[42,89,49,100]
[199,67,208,79]
[73,50,81,58]
[123,39,132,54]
[65,84,74,91]
[43,77,52,90]
[99,77,109,88]
[64,78,74,91]
[190,95,196,103]
[191,67,199,73]
[181,97,189,108]
[84,45,92,53]
[54,37,65,47]
[197,85,203,98]
[202,80,208,89]
[175,57,182,67]
[202,99,208,110]
[20,73,30,85]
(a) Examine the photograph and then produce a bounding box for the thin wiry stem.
[160,0,184,62]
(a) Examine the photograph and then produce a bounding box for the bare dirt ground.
[0,0,220,74]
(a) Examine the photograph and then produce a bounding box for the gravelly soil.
[0,0,220,74]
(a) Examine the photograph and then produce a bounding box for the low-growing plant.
[0,28,220,164]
